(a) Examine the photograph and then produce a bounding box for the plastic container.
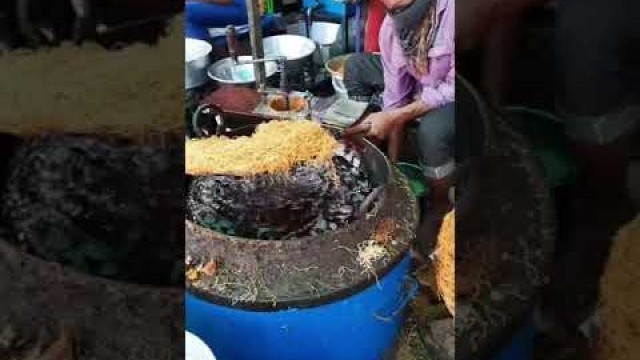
[326,54,351,98]
[492,317,536,360]
[396,162,429,198]
[186,331,217,360]
[311,21,342,47]
[504,106,577,188]
[186,255,417,360]
[312,22,342,70]
[185,38,213,90]
[331,77,348,98]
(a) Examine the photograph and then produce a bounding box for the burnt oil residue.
[0,133,184,287]
[187,146,373,240]
[185,130,419,309]
[185,167,418,309]
[0,133,23,194]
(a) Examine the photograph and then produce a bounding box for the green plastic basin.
[396,162,429,198]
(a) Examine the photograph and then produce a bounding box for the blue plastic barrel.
[492,316,536,360]
[186,255,417,360]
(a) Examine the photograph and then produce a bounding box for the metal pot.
[263,35,316,76]
[207,55,278,87]
[185,38,212,90]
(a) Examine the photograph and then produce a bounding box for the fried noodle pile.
[435,209,455,316]
[185,120,338,176]
[597,215,640,360]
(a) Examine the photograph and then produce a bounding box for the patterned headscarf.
[390,0,439,75]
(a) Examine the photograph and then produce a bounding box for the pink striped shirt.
[379,0,455,110]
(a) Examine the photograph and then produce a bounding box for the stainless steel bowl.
[207,55,278,86]
[263,35,317,74]
[185,38,213,89]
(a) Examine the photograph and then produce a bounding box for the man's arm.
[343,100,429,140]
[387,100,431,126]
[386,100,430,161]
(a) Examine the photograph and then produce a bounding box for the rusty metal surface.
[0,237,183,359]
[186,167,419,307]
[200,86,265,122]
[1,133,184,285]
[0,132,183,358]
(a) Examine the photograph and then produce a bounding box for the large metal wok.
[186,119,392,240]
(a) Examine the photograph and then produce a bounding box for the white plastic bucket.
[326,54,352,98]
[332,76,348,98]
[186,331,216,360]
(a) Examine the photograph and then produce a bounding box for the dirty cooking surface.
[187,145,374,240]
[186,168,418,306]
[0,234,183,360]
[1,133,184,286]
[0,131,184,359]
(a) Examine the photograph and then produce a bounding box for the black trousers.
[344,53,455,179]
[344,53,385,106]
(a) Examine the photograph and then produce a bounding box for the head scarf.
[389,0,439,75]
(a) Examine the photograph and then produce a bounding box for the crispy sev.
[357,240,389,275]
[435,209,455,316]
[597,214,640,360]
[185,120,338,176]
[373,219,395,246]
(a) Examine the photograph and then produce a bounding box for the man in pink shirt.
[344,0,454,202]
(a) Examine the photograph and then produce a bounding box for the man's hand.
[343,100,430,139]
[343,111,397,140]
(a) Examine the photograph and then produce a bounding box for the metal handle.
[192,103,225,138]
[305,1,320,38]
[278,58,288,93]
[226,25,239,63]
[375,276,420,322]
[304,91,314,120]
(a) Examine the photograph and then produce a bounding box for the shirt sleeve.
[379,17,415,110]
[420,54,455,108]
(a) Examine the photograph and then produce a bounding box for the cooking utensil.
[263,35,317,76]
[185,38,213,89]
[207,55,278,86]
